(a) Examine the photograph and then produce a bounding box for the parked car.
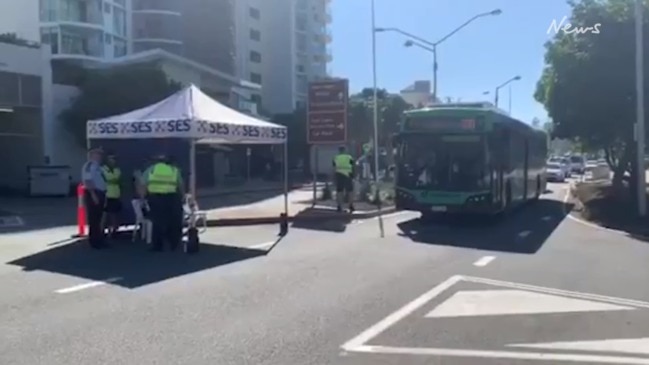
[548,157,571,178]
[569,155,586,174]
[546,162,567,182]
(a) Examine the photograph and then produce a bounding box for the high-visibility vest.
[147,163,178,194]
[334,153,353,176]
[102,166,121,198]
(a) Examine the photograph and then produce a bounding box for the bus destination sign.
[406,117,478,131]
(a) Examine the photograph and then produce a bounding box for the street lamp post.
[370,0,384,236]
[374,9,501,102]
[493,75,521,108]
[635,0,646,216]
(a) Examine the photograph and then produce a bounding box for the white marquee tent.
[86,84,289,224]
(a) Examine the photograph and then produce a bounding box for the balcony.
[40,0,104,30]
[132,0,181,14]
[44,26,104,61]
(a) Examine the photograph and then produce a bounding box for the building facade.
[0,41,53,191]
[39,0,130,62]
[400,80,436,107]
[258,0,332,114]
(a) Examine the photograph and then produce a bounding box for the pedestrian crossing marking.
[342,275,649,363]
[426,289,634,318]
[509,337,649,355]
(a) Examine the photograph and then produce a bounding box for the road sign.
[307,79,348,144]
[343,275,649,363]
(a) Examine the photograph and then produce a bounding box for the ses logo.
[197,121,287,140]
[95,120,192,134]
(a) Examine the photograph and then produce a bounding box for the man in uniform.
[142,153,185,252]
[81,147,107,249]
[332,146,355,212]
[101,153,122,238]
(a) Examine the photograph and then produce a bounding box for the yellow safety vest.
[102,166,121,198]
[334,153,353,176]
[147,163,179,194]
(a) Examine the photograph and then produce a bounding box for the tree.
[61,62,181,146]
[534,0,649,190]
[531,117,541,129]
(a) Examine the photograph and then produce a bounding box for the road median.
[569,180,649,238]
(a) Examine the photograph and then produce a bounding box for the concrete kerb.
[563,180,649,239]
[204,206,398,227]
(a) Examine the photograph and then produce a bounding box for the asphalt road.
[3,181,649,364]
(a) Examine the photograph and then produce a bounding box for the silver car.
[546,162,566,182]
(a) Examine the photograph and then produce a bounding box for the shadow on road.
[290,207,353,233]
[7,237,266,288]
[396,198,574,254]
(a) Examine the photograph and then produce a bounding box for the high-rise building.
[255,0,332,114]
[39,0,130,62]
[132,0,237,77]
[234,0,264,108]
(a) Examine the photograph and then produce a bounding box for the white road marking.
[55,277,122,294]
[425,289,633,318]
[518,230,531,238]
[356,211,411,224]
[341,275,464,351]
[342,275,649,360]
[349,345,649,364]
[510,337,649,355]
[542,215,552,221]
[462,275,649,308]
[249,241,276,250]
[472,256,495,267]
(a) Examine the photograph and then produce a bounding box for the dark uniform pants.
[148,193,183,250]
[84,190,106,247]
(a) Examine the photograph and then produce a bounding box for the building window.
[104,33,112,44]
[296,64,305,73]
[249,29,261,41]
[250,51,261,63]
[250,72,262,84]
[113,8,126,36]
[114,38,127,57]
[104,3,111,13]
[249,7,260,19]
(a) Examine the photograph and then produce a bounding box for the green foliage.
[61,62,181,146]
[535,0,649,187]
[0,33,38,48]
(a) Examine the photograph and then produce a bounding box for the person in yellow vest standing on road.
[102,153,123,238]
[333,146,355,213]
[142,153,185,252]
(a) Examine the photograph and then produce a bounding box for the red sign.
[307,79,348,144]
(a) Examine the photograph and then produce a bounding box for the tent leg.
[186,139,200,253]
[280,141,289,236]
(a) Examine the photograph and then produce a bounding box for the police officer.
[142,153,185,252]
[81,147,107,249]
[333,146,355,212]
[102,153,122,238]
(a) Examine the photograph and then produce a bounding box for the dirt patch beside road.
[571,181,649,237]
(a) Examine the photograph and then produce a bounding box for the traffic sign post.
[307,79,349,201]
[307,79,349,145]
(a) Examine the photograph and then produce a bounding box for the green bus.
[393,103,547,218]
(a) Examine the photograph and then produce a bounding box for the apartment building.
[258,0,332,114]
[234,0,264,111]
[38,0,129,62]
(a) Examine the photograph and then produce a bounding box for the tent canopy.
[86,84,286,144]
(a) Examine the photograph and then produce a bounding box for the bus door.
[523,138,530,199]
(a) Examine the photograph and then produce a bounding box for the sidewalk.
[203,186,396,226]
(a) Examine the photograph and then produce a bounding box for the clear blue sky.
[330,0,572,124]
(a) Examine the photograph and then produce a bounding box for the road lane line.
[518,230,531,238]
[349,345,649,363]
[341,275,464,351]
[473,256,495,267]
[249,241,276,250]
[55,277,122,294]
[542,215,552,221]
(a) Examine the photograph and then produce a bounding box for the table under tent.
[86,84,288,247]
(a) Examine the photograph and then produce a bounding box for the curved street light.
[374,9,502,101]
[494,75,521,109]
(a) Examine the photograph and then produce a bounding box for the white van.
[569,155,585,174]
